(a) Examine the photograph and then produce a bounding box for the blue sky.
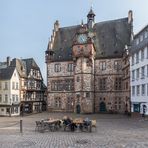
[0,0,148,82]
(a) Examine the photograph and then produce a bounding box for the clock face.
[77,34,87,44]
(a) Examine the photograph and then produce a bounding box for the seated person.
[63,116,71,126]
[70,122,77,132]
[83,117,91,126]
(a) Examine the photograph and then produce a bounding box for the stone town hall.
[45,9,133,114]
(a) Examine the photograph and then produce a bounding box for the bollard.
[41,120,44,133]
[20,120,23,133]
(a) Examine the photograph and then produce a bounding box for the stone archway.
[99,102,106,112]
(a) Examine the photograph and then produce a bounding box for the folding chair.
[35,121,42,132]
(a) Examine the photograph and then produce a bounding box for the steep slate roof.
[0,58,44,82]
[52,25,80,61]
[22,58,39,75]
[94,18,131,58]
[131,24,148,54]
[10,58,40,77]
[0,67,15,80]
[50,18,131,61]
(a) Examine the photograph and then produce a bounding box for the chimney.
[7,56,11,67]
[128,10,133,24]
[128,10,134,42]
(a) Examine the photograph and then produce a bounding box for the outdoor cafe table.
[42,119,60,132]
[73,118,83,124]
[43,119,60,124]
[73,118,92,132]
[73,118,84,132]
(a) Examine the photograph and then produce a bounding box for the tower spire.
[87,7,95,29]
[90,0,93,10]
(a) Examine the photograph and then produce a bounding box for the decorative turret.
[54,20,60,32]
[87,7,95,29]
[45,20,60,63]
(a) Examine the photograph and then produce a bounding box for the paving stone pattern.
[0,112,148,148]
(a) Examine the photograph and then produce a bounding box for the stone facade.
[94,58,124,113]
[45,9,133,114]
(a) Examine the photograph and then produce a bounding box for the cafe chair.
[35,121,42,132]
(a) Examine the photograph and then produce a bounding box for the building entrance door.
[99,102,106,112]
[76,104,81,114]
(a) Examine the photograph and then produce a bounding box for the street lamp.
[9,98,12,117]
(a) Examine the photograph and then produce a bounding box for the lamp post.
[125,97,128,115]
[9,98,12,117]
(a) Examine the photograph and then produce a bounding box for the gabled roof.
[22,58,39,75]
[131,24,148,54]
[134,24,148,39]
[0,58,44,81]
[48,17,131,61]
[10,58,27,78]
[0,67,15,80]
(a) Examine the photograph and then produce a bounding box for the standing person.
[142,105,147,119]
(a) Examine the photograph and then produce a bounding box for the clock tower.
[72,24,96,113]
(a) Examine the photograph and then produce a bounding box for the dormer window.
[136,38,139,45]
[140,34,143,42]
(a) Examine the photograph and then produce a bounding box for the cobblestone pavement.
[0,112,148,148]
